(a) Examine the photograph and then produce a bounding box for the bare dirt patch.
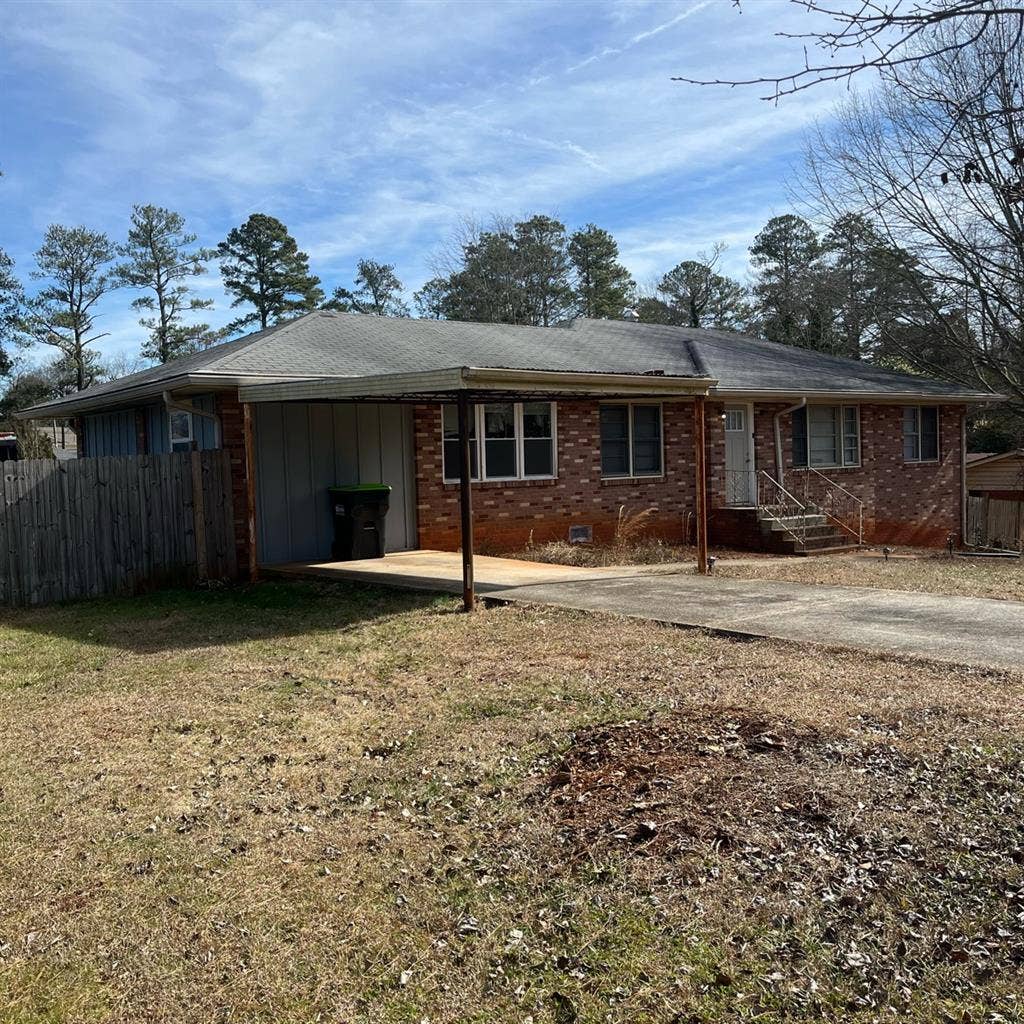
[540,706,1024,1018]
[547,709,834,856]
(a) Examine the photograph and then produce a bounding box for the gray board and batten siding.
[253,402,418,565]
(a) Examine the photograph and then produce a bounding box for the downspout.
[773,397,806,485]
[960,410,967,546]
[162,391,223,448]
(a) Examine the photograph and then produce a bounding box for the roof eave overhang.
[711,387,1001,404]
[16,372,311,420]
[237,366,716,404]
[965,449,1024,468]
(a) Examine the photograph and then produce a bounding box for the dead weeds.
[717,549,1024,602]
[0,582,1022,1023]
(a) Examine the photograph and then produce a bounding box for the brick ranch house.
[21,311,995,575]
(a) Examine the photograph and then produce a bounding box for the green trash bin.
[328,484,392,560]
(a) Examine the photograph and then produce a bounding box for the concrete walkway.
[271,552,1024,673]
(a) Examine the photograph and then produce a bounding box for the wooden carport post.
[457,392,475,611]
[694,396,709,575]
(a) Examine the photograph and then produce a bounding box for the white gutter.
[774,397,806,484]
[712,388,999,404]
[15,371,317,421]
[238,366,716,404]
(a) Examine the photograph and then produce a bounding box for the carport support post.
[694,396,709,575]
[457,392,475,611]
[242,402,259,583]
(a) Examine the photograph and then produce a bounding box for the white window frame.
[903,405,940,463]
[441,402,558,483]
[599,401,665,479]
[169,409,193,453]
[794,403,861,470]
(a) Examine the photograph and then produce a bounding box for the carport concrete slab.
[269,550,684,591]
[269,551,1024,673]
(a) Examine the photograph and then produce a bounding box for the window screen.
[600,405,630,476]
[904,405,938,462]
[600,404,662,477]
[522,402,553,477]
[442,404,478,480]
[632,405,662,475]
[483,403,517,479]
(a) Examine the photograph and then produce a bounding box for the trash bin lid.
[328,483,392,495]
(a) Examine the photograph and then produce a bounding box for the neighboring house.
[967,449,1024,500]
[0,432,17,463]
[20,311,995,572]
[0,421,78,462]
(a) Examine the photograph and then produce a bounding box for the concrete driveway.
[272,552,1024,673]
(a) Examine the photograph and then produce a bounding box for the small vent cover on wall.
[568,525,593,544]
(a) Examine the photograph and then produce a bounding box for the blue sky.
[1,0,843,368]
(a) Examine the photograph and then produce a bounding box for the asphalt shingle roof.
[25,310,991,416]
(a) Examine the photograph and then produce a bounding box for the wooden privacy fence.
[0,450,237,606]
[966,495,1024,551]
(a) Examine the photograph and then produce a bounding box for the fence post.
[191,449,208,582]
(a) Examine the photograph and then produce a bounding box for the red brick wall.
[215,391,253,575]
[413,399,965,553]
[744,401,966,546]
[413,400,703,551]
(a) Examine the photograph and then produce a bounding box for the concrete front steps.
[759,511,860,556]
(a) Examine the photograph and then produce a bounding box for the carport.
[238,365,714,610]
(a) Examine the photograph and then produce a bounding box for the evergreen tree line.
[0,203,1013,446]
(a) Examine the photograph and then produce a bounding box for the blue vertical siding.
[146,404,170,454]
[144,395,219,454]
[192,395,218,449]
[83,410,138,457]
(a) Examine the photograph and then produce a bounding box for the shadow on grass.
[0,579,452,654]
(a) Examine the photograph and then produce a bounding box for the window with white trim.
[903,405,939,462]
[600,403,663,478]
[441,402,556,482]
[792,405,860,468]
[169,409,193,453]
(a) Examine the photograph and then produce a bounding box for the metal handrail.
[756,470,810,550]
[791,466,864,545]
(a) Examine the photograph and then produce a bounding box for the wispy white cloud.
[0,0,848,361]
[567,0,714,72]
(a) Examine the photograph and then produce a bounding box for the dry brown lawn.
[716,549,1024,602]
[0,580,1022,1023]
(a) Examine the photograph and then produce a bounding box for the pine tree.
[568,224,634,319]
[217,214,323,332]
[413,278,450,319]
[513,215,575,327]
[749,214,825,349]
[23,225,117,392]
[0,248,23,377]
[324,259,410,316]
[118,205,215,363]
[656,256,748,330]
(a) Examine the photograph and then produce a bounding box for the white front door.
[724,404,755,505]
